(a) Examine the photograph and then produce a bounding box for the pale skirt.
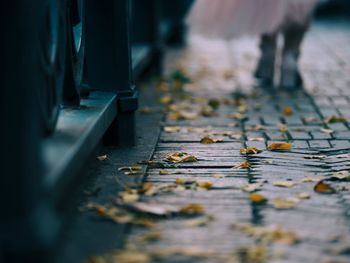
[187,0,317,39]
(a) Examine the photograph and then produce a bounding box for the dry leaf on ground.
[272,197,299,209]
[296,192,311,200]
[268,142,293,151]
[320,128,334,134]
[249,193,268,204]
[183,215,215,227]
[331,171,350,181]
[273,181,297,188]
[133,231,162,243]
[159,170,169,175]
[200,135,223,144]
[96,155,108,161]
[282,106,293,116]
[119,190,140,203]
[325,115,348,124]
[180,203,205,214]
[232,223,299,245]
[165,152,198,163]
[301,176,326,183]
[314,181,336,194]
[234,161,252,169]
[240,147,262,155]
[241,182,264,193]
[163,126,181,133]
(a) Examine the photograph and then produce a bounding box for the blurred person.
[187,0,317,89]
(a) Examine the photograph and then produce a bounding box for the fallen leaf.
[234,161,252,169]
[197,181,214,190]
[282,106,293,116]
[133,231,162,243]
[249,193,268,203]
[213,173,228,179]
[320,128,334,134]
[119,190,140,203]
[273,181,297,188]
[272,197,299,209]
[159,170,169,175]
[326,115,348,124]
[111,250,151,263]
[301,176,326,183]
[303,155,326,160]
[160,95,173,105]
[223,69,235,80]
[118,166,143,175]
[180,203,205,214]
[200,135,223,144]
[268,142,293,151]
[187,127,210,133]
[296,192,311,200]
[241,182,264,193]
[331,171,350,181]
[183,215,215,227]
[96,155,108,161]
[240,147,262,155]
[163,126,181,133]
[314,181,336,194]
[248,137,265,142]
[232,223,299,245]
[165,152,198,163]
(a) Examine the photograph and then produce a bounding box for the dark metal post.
[0,1,59,262]
[85,0,138,146]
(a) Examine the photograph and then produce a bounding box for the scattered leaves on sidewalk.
[96,155,108,161]
[296,192,311,200]
[267,142,293,151]
[233,161,252,169]
[240,147,262,155]
[165,152,198,163]
[272,197,299,210]
[249,193,268,204]
[200,135,223,144]
[232,223,299,245]
[273,181,297,188]
[314,181,336,194]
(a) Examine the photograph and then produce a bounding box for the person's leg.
[255,33,278,86]
[280,23,309,89]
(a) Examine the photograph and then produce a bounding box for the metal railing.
[0,0,193,262]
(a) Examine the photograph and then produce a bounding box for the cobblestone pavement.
[89,20,350,263]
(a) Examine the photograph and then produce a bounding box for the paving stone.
[289,131,312,140]
[308,140,331,149]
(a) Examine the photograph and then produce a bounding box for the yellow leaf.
[119,190,140,203]
[282,106,293,116]
[241,182,264,193]
[197,181,214,190]
[272,197,299,209]
[267,142,293,151]
[183,215,215,227]
[326,115,348,124]
[233,161,252,169]
[314,180,336,194]
[240,147,262,155]
[249,193,267,203]
[273,181,297,188]
[159,170,169,175]
[165,152,198,163]
[96,155,108,161]
[159,95,173,105]
[296,192,311,200]
[200,136,223,144]
[163,126,181,133]
[301,176,326,183]
[180,203,205,214]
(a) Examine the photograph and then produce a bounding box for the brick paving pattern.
[97,21,350,262]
